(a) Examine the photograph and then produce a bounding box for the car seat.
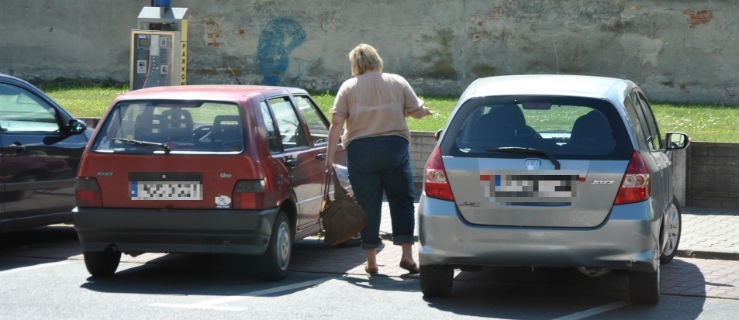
[566,110,615,155]
[161,109,193,141]
[212,115,243,149]
[466,104,543,149]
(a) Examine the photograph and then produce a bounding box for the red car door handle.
[316,153,326,160]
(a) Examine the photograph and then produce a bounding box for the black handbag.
[320,167,367,246]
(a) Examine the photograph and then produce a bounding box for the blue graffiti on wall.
[257,17,306,85]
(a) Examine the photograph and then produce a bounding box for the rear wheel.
[261,211,292,281]
[83,251,121,277]
[420,264,453,297]
[629,266,660,304]
[660,200,682,264]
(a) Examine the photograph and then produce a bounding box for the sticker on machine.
[215,195,231,209]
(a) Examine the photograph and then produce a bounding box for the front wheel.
[420,264,453,297]
[660,200,682,264]
[83,251,121,277]
[261,211,292,281]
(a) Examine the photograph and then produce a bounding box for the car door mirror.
[665,132,690,150]
[435,129,443,141]
[67,119,87,135]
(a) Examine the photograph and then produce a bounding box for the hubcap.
[276,221,291,270]
[662,204,680,255]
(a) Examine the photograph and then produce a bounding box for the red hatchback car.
[73,85,344,280]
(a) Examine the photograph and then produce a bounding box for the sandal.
[365,265,379,275]
[399,260,420,274]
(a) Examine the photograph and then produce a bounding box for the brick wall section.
[687,143,739,210]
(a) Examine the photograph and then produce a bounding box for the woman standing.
[325,43,433,275]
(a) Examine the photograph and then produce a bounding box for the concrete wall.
[1,0,738,105]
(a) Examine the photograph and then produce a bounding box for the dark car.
[73,85,346,280]
[0,73,91,233]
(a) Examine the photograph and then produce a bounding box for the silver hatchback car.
[418,75,689,304]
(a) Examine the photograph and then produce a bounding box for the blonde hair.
[348,43,383,76]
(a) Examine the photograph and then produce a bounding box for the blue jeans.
[347,135,415,250]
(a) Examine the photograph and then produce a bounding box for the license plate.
[130,181,203,200]
[480,173,578,203]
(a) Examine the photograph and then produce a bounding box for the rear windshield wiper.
[112,137,170,154]
[486,147,560,170]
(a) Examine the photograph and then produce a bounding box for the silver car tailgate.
[444,156,628,228]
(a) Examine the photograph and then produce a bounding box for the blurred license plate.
[130,181,202,200]
[494,174,576,197]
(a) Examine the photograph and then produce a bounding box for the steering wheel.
[192,125,213,142]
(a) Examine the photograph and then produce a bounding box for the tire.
[420,264,453,297]
[629,267,660,304]
[660,200,682,264]
[261,211,292,281]
[83,251,121,277]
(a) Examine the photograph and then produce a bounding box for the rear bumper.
[73,207,279,255]
[418,195,660,272]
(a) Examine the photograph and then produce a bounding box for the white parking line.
[0,260,71,275]
[552,301,630,320]
[150,277,330,311]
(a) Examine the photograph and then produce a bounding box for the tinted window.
[441,96,631,160]
[0,83,60,133]
[92,100,243,154]
[267,97,308,149]
[293,95,329,145]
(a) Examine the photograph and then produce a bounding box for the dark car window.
[442,96,631,160]
[293,95,329,145]
[0,83,60,133]
[267,97,309,149]
[92,100,243,154]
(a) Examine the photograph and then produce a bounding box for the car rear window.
[92,100,244,154]
[441,96,632,160]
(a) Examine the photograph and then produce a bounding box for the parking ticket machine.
[130,0,188,90]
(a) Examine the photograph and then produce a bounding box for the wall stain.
[683,10,712,27]
[257,17,306,85]
[204,17,223,48]
[419,29,456,79]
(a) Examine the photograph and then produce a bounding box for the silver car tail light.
[424,146,455,201]
[613,151,651,205]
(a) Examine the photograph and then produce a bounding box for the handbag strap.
[322,167,334,202]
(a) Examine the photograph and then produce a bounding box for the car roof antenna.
[227,65,242,84]
[553,39,560,74]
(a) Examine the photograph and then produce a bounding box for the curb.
[676,250,739,261]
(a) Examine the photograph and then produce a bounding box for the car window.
[293,95,329,145]
[443,96,631,160]
[0,83,60,133]
[92,100,243,154]
[267,97,309,149]
[259,101,282,153]
[636,92,662,150]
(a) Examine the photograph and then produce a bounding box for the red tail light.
[233,180,266,209]
[424,146,455,201]
[614,151,651,205]
[75,177,102,207]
